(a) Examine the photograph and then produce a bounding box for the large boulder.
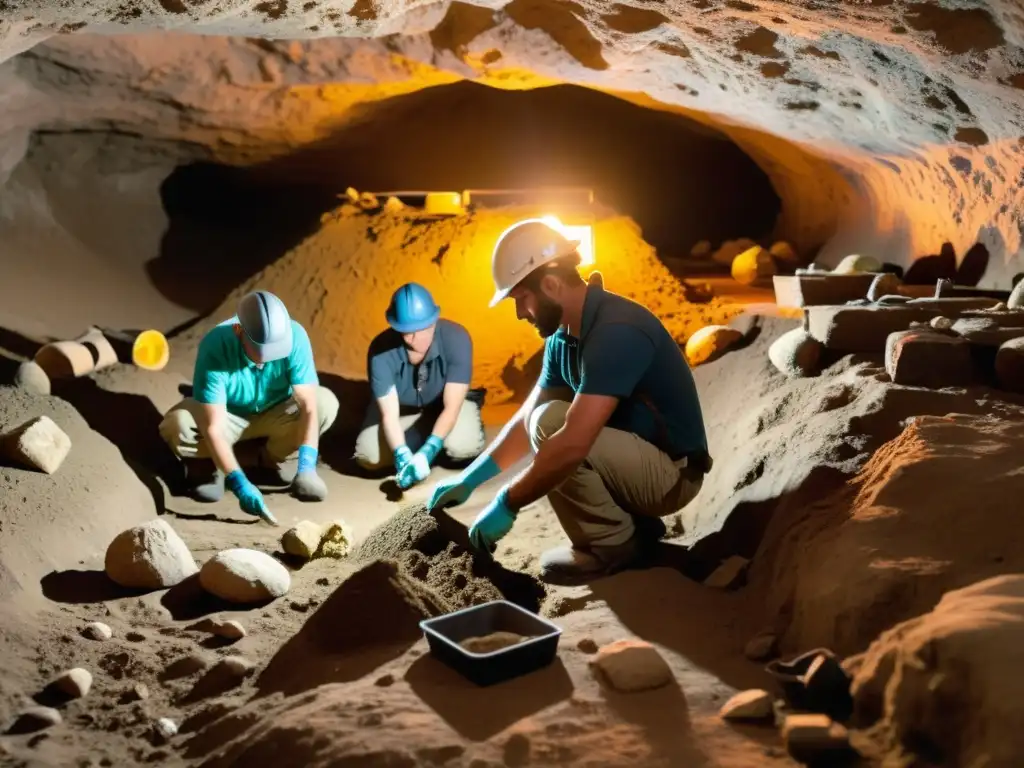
[199,548,291,603]
[105,519,198,589]
[731,245,776,285]
[768,327,822,377]
[849,576,1024,768]
[884,330,974,387]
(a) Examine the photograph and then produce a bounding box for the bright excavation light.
[540,215,595,266]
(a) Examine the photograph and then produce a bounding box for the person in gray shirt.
[353,282,487,489]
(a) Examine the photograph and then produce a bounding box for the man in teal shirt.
[427,220,712,583]
[159,290,339,524]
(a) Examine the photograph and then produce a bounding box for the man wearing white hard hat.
[159,290,339,525]
[426,219,711,583]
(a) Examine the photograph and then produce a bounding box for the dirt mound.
[0,383,156,606]
[755,411,1024,657]
[352,503,449,562]
[848,575,1024,767]
[171,205,741,403]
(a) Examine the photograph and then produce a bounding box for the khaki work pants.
[158,386,340,462]
[529,400,704,548]
[353,399,486,470]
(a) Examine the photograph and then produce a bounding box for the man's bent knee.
[158,407,197,459]
[528,400,571,451]
[352,428,388,471]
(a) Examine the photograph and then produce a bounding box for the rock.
[314,520,354,559]
[199,548,291,603]
[769,241,798,264]
[104,519,198,590]
[768,327,822,377]
[782,713,850,762]
[711,237,757,266]
[82,621,112,641]
[121,682,149,703]
[995,337,1024,392]
[929,315,954,331]
[684,325,743,366]
[867,272,901,302]
[703,555,750,589]
[885,330,975,388]
[9,706,62,733]
[832,254,882,274]
[343,187,360,204]
[744,631,778,661]
[952,316,999,336]
[153,717,177,743]
[281,520,322,560]
[13,360,50,395]
[991,302,1008,312]
[577,637,598,654]
[1008,278,1024,309]
[690,239,711,258]
[719,689,774,721]
[0,415,72,474]
[731,245,776,285]
[53,668,92,698]
[163,653,209,680]
[358,191,379,209]
[207,618,246,640]
[591,639,673,692]
[383,195,405,212]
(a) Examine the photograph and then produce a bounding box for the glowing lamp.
[424,191,464,216]
[540,215,595,266]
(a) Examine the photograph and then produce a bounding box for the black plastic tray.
[419,600,562,686]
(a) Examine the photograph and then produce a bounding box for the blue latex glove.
[468,486,517,552]
[397,436,444,490]
[426,454,501,513]
[225,470,278,525]
[297,444,318,476]
[394,445,414,473]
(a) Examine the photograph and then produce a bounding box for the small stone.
[591,639,673,692]
[383,196,405,212]
[218,656,254,678]
[314,520,353,559]
[930,315,954,331]
[208,619,246,640]
[719,689,774,721]
[0,415,72,474]
[768,327,822,377]
[782,713,850,761]
[832,254,881,274]
[358,191,379,209]
[199,548,291,603]
[163,653,209,679]
[703,556,750,589]
[281,521,322,560]
[153,718,177,743]
[53,668,92,699]
[105,519,198,590]
[731,245,776,285]
[13,360,50,395]
[82,622,112,641]
[744,631,778,661]
[577,638,599,654]
[685,325,743,366]
[10,706,62,733]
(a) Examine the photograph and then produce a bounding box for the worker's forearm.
[205,428,241,476]
[299,407,319,449]
[505,432,583,510]
[381,414,407,453]
[431,403,461,441]
[484,411,533,472]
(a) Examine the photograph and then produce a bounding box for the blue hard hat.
[386,282,440,333]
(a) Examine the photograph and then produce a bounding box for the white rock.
[0,415,71,474]
[199,548,291,603]
[13,360,50,395]
[281,520,322,560]
[720,688,774,720]
[930,316,954,331]
[153,717,178,742]
[82,621,112,641]
[684,325,743,367]
[591,639,673,692]
[832,254,882,274]
[1008,279,1024,310]
[208,618,246,640]
[731,245,776,285]
[53,668,92,698]
[104,519,198,589]
[768,327,823,377]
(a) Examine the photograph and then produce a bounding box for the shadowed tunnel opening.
[148,81,781,313]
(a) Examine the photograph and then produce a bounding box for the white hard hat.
[489,219,580,307]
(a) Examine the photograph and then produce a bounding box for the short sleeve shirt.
[367,318,472,408]
[192,317,319,416]
[538,284,708,459]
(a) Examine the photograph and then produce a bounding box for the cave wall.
[1,2,1024,284]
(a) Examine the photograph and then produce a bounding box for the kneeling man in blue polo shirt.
[159,290,339,525]
[426,220,712,583]
[354,282,486,490]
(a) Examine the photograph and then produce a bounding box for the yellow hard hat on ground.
[132,330,170,371]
